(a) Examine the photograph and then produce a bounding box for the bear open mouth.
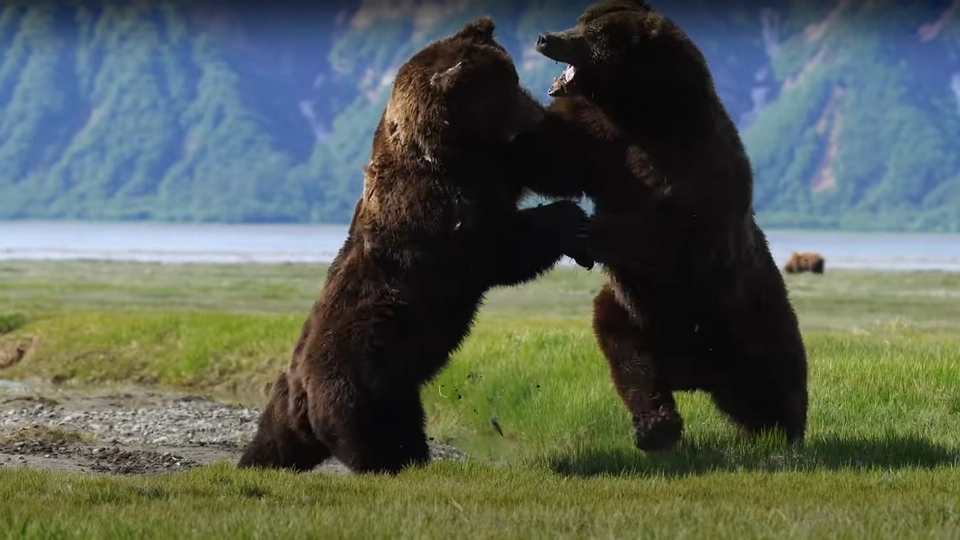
[548,64,578,97]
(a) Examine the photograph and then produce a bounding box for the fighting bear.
[511,0,809,450]
[784,252,826,274]
[238,18,592,474]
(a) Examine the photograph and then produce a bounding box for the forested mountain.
[1,0,959,231]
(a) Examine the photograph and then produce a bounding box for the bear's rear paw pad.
[633,410,683,453]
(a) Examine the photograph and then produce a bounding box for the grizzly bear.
[237,18,592,474]
[510,0,809,451]
[784,252,825,274]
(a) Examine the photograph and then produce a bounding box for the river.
[2,221,960,271]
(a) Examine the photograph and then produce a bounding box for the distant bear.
[784,252,825,274]
[511,0,809,450]
[237,18,592,474]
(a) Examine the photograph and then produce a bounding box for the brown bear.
[237,18,592,474]
[784,252,825,274]
[510,0,809,451]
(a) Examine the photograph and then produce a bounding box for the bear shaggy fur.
[510,0,809,450]
[237,18,591,474]
[784,252,825,274]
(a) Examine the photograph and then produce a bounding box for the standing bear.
[511,0,809,451]
[238,18,592,474]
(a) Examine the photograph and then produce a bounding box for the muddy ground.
[0,379,467,476]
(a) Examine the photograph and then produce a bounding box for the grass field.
[1,260,959,539]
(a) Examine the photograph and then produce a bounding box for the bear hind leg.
[332,390,431,474]
[237,422,332,472]
[238,374,332,471]
[709,373,808,445]
[593,284,684,452]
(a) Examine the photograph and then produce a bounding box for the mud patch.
[0,336,34,369]
[0,439,197,475]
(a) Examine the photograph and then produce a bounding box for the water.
[2,221,960,271]
[0,222,347,264]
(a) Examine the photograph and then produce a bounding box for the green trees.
[744,2,960,231]
[0,0,958,231]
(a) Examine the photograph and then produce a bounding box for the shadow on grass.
[545,434,960,478]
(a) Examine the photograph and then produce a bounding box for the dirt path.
[0,379,467,476]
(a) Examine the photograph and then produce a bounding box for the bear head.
[382,17,544,163]
[535,0,713,109]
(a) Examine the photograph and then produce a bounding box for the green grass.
[0,312,26,334]
[1,463,958,539]
[1,260,959,538]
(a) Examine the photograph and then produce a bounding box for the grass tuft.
[0,313,26,334]
[0,425,95,445]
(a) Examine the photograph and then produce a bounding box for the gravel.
[1,397,260,449]
[0,388,468,475]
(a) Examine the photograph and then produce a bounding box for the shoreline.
[3,222,960,271]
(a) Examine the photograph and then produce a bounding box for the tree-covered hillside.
[1,0,959,231]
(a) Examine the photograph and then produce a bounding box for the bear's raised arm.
[462,200,593,287]
[508,104,597,200]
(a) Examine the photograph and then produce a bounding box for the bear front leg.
[483,200,593,288]
[584,213,682,272]
[593,284,684,452]
[237,373,332,471]
[508,109,591,200]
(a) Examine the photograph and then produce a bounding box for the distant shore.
[2,221,960,270]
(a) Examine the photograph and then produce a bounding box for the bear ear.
[454,16,496,43]
[626,0,653,13]
[430,61,464,89]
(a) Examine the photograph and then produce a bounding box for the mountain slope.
[0,0,958,231]
[745,0,960,231]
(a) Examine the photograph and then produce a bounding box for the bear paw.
[633,408,684,452]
